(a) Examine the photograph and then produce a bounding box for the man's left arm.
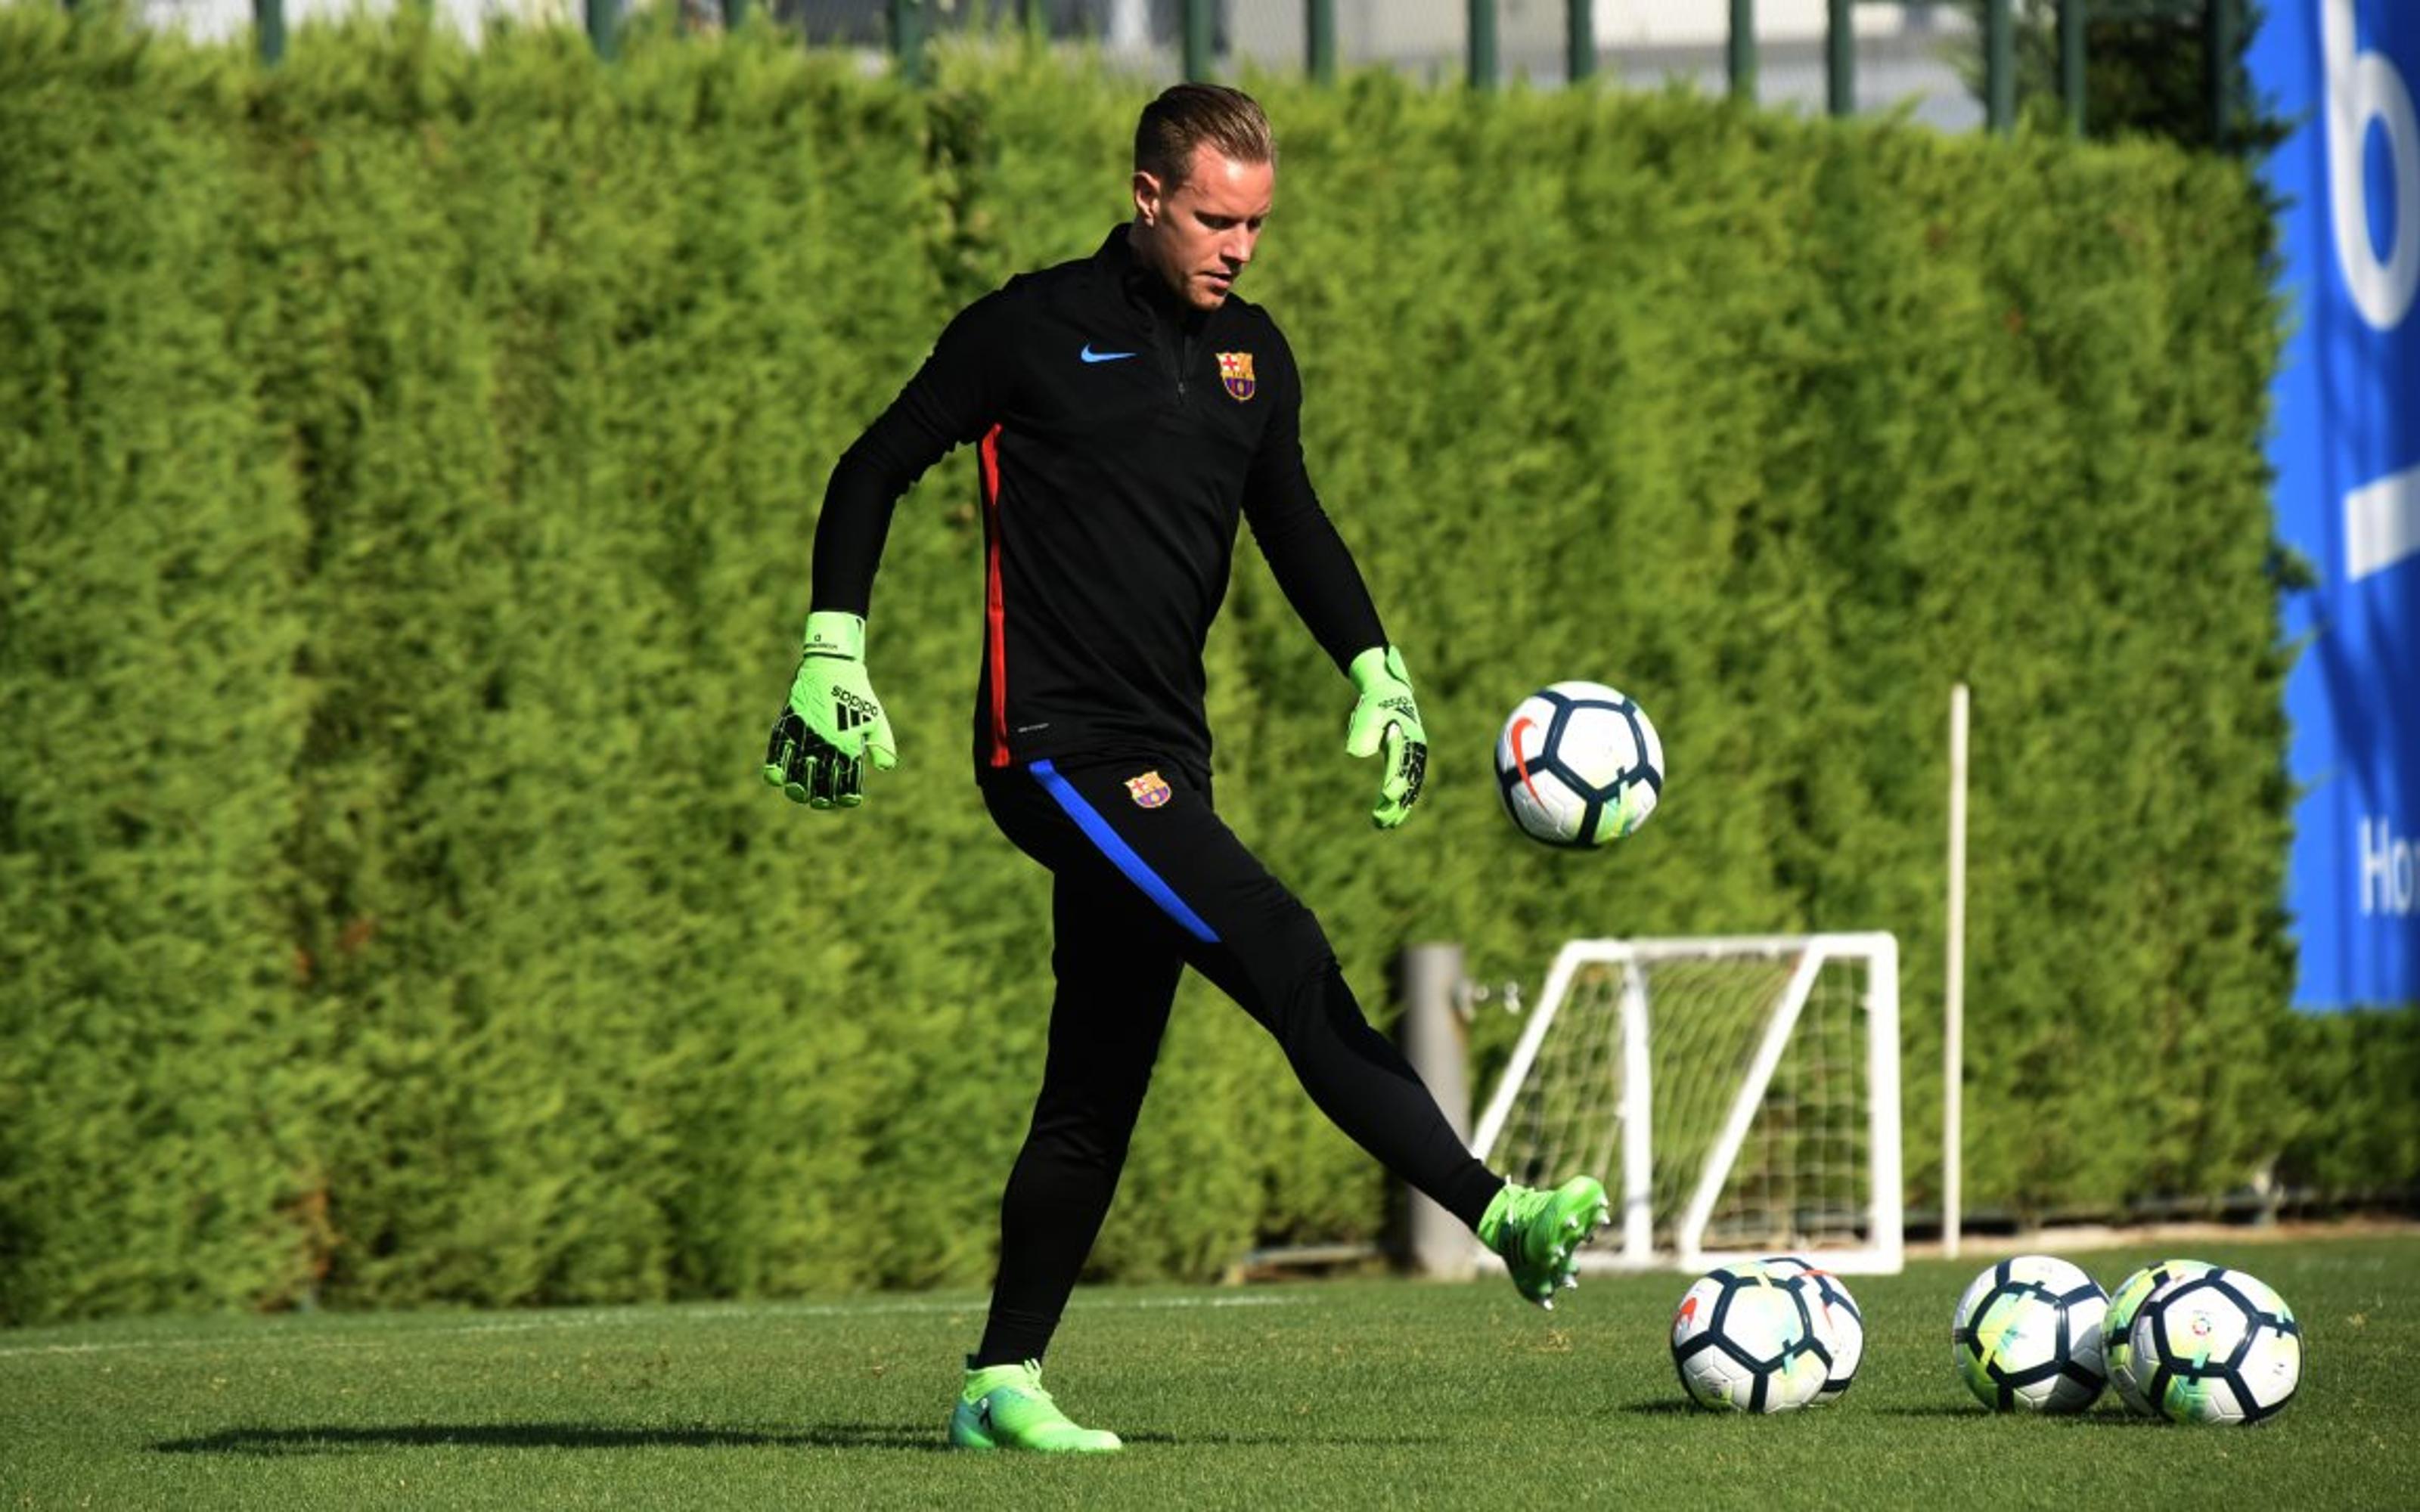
[1241,332,1427,829]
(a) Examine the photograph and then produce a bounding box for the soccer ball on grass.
[1671,1260,1832,1413]
[2127,1266,2302,1425]
[1950,1255,2108,1413]
[2103,1257,2217,1415]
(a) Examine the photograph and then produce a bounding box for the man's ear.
[1132,169,1165,228]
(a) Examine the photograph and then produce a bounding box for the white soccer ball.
[1950,1255,2109,1413]
[1760,1255,1866,1403]
[1671,1260,1832,1413]
[1494,682,1664,847]
[2103,1258,2219,1415]
[2127,1266,2303,1425]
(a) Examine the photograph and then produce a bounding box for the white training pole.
[1618,960,1655,1265]
[1943,683,1969,1262]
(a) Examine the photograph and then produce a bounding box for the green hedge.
[1,11,2408,1322]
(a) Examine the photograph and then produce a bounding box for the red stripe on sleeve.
[979,425,1010,767]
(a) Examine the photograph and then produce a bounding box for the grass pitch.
[5,1235,2415,1510]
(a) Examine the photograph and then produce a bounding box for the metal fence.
[82,1,2242,139]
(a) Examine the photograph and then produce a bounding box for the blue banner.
[2252,1,2420,1009]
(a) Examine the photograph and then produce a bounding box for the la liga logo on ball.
[1496,682,1663,847]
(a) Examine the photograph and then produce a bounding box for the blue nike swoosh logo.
[1080,345,1137,364]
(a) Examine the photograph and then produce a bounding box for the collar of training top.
[1096,225,1213,335]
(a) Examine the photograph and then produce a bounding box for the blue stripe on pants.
[1029,760,1221,944]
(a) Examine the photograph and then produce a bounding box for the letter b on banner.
[2326,0,2419,329]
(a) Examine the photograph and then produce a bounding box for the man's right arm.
[766,293,1010,809]
[810,292,1012,617]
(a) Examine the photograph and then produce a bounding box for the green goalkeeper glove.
[1345,644,1427,830]
[762,610,898,810]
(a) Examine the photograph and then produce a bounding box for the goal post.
[1469,933,1903,1275]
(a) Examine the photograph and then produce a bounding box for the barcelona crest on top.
[1217,352,1255,401]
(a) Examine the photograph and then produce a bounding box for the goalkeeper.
[764,83,1605,1454]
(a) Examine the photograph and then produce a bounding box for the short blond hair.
[1134,84,1274,191]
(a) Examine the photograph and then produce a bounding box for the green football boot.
[948,1359,1123,1453]
[1478,1176,1612,1309]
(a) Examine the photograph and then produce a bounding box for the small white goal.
[1470,934,1903,1275]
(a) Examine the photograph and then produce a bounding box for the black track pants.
[970,755,1503,1368]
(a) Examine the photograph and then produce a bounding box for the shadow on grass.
[153,1423,1447,1455]
[1873,1406,2167,1426]
[152,1422,948,1456]
[1117,1430,1443,1448]
[1621,1401,2161,1424]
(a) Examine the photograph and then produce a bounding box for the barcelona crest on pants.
[1125,770,1172,808]
[1216,351,1255,401]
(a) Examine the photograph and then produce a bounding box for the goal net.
[1470,934,1903,1275]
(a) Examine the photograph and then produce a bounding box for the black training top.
[809,225,1386,777]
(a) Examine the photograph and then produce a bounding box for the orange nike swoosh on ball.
[1508,717,1544,804]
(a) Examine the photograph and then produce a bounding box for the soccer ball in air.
[2127,1267,2302,1425]
[2104,1258,2218,1415]
[1494,683,1664,847]
[1671,1261,1832,1413]
[1760,1256,1866,1403]
[1950,1255,2109,1413]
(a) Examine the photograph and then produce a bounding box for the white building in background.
[1233,2,1979,129]
[134,0,1981,131]
[1588,0,1982,130]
